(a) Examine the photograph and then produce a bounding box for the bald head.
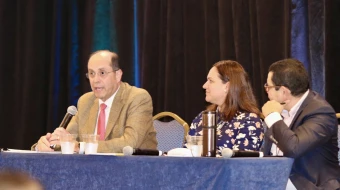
[89,50,120,71]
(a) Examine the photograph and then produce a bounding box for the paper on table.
[2,149,122,155]
[3,149,61,154]
[86,153,124,156]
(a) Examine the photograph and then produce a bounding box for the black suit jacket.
[262,91,340,190]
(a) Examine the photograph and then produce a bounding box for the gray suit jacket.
[67,82,157,153]
[262,91,340,189]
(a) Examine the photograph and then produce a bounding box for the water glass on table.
[60,134,77,154]
[81,134,99,154]
[186,135,203,157]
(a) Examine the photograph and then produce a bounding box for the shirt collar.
[98,85,120,108]
[282,89,309,118]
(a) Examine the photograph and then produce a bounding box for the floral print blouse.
[188,111,264,155]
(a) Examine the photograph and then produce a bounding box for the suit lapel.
[263,124,274,155]
[105,83,126,139]
[289,91,313,130]
[83,98,99,135]
[262,137,273,155]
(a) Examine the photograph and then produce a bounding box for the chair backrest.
[153,112,189,152]
[338,125,340,165]
[336,113,340,119]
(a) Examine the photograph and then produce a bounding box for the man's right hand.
[36,133,54,152]
[262,100,284,117]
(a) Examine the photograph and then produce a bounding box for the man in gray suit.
[35,50,157,153]
[262,58,340,189]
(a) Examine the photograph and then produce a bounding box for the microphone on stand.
[222,148,264,158]
[123,146,162,156]
[50,106,78,150]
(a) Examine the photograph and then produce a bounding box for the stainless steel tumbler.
[202,111,216,157]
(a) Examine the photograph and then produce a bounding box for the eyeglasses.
[86,70,114,79]
[264,83,281,91]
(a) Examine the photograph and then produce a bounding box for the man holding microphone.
[33,50,157,153]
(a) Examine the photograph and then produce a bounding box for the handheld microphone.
[59,106,78,128]
[123,146,162,156]
[222,148,264,158]
[50,106,78,150]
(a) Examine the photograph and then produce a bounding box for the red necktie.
[97,103,107,140]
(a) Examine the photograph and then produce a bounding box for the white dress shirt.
[94,86,120,135]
